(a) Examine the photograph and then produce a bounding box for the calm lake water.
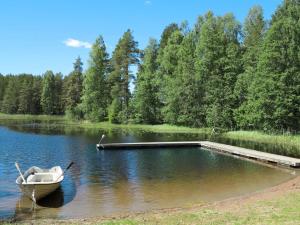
[0,123,298,220]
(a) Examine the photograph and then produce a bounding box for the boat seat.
[27,173,54,183]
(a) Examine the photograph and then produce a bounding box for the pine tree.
[1,76,20,114]
[159,23,180,50]
[41,71,56,115]
[18,75,34,114]
[0,74,7,110]
[132,38,161,124]
[31,77,42,114]
[108,29,139,123]
[65,57,83,110]
[81,36,109,122]
[53,73,64,114]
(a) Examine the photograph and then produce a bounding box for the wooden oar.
[55,162,74,182]
[15,162,26,184]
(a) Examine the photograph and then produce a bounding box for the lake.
[0,124,297,220]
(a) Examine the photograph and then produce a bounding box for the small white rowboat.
[16,165,64,202]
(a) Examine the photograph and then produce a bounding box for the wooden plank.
[200,141,300,168]
[98,141,201,150]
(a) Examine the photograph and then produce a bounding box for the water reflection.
[0,123,298,220]
[13,182,76,221]
[1,120,299,157]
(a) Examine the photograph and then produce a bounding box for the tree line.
[0,0,299,132]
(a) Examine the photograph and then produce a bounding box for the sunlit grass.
[225,130,300,150]
[0,114,211,134]
[0,113,65,121]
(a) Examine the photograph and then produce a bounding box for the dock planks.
[98,141,300,168]
[200,141,300,168]
[99,141,201,149]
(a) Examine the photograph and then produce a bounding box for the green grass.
[225,131,300,150]
[0,113,211,134]
[0,113,65,121]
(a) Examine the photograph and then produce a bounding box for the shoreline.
[5,174,300,224]
[1,113,299,158]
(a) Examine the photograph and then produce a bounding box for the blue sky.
[0,0,282,75]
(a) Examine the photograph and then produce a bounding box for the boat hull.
[18,182,61,201]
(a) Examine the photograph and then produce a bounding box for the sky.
[0,0,283,76]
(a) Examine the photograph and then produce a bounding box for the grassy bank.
[0,113,211,134]
[224,131,300,150]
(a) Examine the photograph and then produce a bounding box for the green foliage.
[159,30,184,124]
[65,57,83,110]
[195,12,242,129]
[64,57,84,119]
[132,38,161,124]
[18,75,42,114]
[0,74,7,109]
[1,76,19,114]
[108,29,139,123]
[1,75,42,114]
[158,23,180,50]
[41,71,56,114]
[234,6,266,128]
[238,0,300,131]
[80,36,109,122]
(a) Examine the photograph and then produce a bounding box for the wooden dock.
[98,141,201,149]
[97,141,300,168]
[200,141,300,168]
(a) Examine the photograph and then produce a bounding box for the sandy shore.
[6,173,299,224]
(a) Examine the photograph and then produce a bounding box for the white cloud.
[145,0,151,5]
[63,38,92,49]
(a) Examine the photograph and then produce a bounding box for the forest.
[0,0,299,132]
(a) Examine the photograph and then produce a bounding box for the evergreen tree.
[195,12,242,129]
[1,76,20,114]
[54,73,64,114]
[41,71,56,115]
[0,74,7,110]
[108,29,139,123]
[132,38,161,124]
[241,0,300,131]
[160,30,184,124]
[159,23,180,50]
[65,57,83,111]
[31,77,42,114]
[81,36,109,121]
[18,75,34,114]
[174,31,204,127]
[234,6,266,128]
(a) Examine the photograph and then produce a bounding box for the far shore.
[0,113,299,156]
